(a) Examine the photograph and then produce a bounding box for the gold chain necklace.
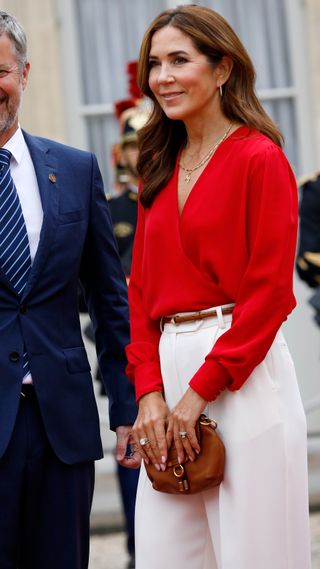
[179,122,233,183]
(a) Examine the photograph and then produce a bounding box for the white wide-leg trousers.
[135,311,311,569]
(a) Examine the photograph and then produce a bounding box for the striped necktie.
[0,148,31,378]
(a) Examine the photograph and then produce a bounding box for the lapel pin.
[48,173,57,183]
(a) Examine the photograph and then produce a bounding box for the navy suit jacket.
[0,131,137,463]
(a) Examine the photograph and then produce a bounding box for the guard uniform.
[296,172,320,288]
[108,187,138,277]
[296,171,320,326]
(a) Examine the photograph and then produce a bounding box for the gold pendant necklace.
[179,122,233,183]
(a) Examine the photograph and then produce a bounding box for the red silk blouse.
[125,126,298,402]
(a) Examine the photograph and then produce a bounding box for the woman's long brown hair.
[137,5,284,208]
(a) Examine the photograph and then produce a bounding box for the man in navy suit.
[0,11,139,569]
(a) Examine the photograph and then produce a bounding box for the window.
[72,0,168,189]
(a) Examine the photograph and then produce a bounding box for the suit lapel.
[21,131,60,299]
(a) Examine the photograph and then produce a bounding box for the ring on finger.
[179,431,188,438]
[139,437,150,446]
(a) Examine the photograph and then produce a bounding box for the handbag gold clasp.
[173,464,185,478]
[199,415,217,429]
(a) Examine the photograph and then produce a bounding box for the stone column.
[0,0,66,142]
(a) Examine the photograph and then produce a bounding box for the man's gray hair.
[0,11,27,71]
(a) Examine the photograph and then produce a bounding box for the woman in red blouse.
[125,5,310,568]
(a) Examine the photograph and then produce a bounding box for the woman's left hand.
[167,387,208,464]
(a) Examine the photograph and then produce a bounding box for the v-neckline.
[176,124,246,218]
[177,154,209,218]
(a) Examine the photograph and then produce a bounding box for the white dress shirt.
[4,127,43,383]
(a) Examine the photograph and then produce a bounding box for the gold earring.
[219,84,223,97]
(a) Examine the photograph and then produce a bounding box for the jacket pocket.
[58,209,86,224]
[63,347,91,373]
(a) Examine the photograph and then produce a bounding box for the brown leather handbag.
[145,415,225,495]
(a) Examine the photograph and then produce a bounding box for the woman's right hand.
[132,391,170,471]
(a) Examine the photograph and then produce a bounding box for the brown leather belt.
[162,305,234,326]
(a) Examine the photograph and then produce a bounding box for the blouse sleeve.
[125,196,163,401]
[189,145,298,401]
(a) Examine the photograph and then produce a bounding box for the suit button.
[20,304,27,314]
[9,351,20,362]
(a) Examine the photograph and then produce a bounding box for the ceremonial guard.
[296,171,320,325]
[109,66,149,278]
[296,171,320,288]
[107,135,139,278]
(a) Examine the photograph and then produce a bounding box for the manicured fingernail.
[144,458,149,464]
[160,464,166,471]
[188,455,194,462]
[116,455,122,461]
[195,448,200,455]
[161,455,166,463]
[155,464,160,471]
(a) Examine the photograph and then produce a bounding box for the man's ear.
[21,62,30,91]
